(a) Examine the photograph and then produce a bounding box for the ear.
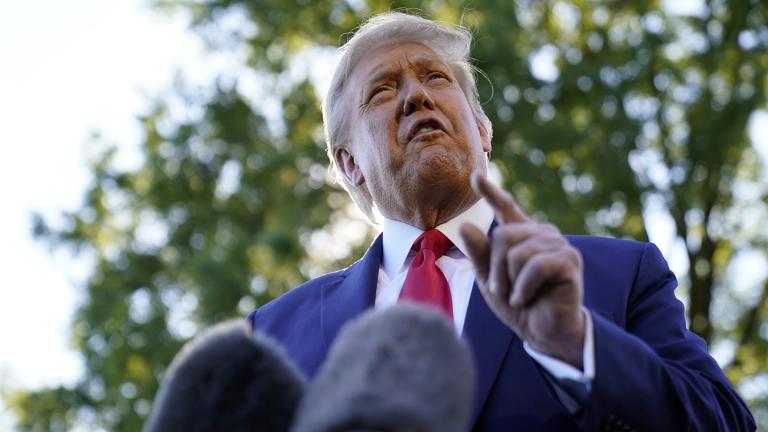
[334,147,365,186]
[476,118,491,153]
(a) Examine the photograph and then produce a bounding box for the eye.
[427,72,449,81]
[368,85,393,103]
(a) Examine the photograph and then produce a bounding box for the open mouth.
[408,119,445,141]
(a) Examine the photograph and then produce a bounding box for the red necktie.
[398,229,453,320]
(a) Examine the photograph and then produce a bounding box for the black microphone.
[144,319,306,432]
[291,303,476,432]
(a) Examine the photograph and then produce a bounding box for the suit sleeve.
[578,242,755,431]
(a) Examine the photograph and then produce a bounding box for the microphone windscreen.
[144,319,306,432]
[291,304,476,432]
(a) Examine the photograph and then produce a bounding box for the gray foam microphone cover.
[144,319,306,432]
[292,304,476,432]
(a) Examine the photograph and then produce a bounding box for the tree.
[8,0,768,429]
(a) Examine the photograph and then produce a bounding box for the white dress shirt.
[374,198,595,385]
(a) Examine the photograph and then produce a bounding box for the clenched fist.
[460,174,586,368]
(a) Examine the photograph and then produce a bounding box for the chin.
[415,160,470,190]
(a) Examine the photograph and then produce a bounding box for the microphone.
[143,319,306,432]
[291,303,476,432]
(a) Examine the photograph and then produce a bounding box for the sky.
[0,0,766,428]
[0,1,208,427]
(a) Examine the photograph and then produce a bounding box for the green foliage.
[9,0,768,429]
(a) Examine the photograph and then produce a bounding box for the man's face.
[336,41,491,218]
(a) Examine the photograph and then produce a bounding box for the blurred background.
[1,0,766,430]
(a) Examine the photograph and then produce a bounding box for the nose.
[402,81,435,116]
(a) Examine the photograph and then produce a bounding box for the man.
[247,12,755,431]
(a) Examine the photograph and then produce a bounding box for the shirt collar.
[381,199,495,279]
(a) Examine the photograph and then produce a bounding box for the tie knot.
[413,229,452,257]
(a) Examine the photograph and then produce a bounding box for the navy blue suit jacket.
[248,234,755,431]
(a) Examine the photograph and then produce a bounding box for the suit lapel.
[320,234,383,352]
[462,219,517,425]
[463,281,516,426]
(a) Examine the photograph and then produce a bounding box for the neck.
[381,189,480,230]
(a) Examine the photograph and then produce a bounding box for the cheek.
[353,132,393,179]
[459,108,483,144]
[439,91,474,134]
[365,114,399,159]
[365,111,394,142]
[366,120,384,144]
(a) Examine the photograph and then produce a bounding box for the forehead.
[349,41,449,83]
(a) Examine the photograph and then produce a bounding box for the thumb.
[459,222,491,285]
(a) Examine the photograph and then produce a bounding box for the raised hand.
[460,174,586,368]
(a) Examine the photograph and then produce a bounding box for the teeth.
[416,125,435,133]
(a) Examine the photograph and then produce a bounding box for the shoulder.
[566,234,648,255]
[565,235,668,270]
[245,266,358,378]
[247,234,384,333]
[246,266,352,329]
[566,235,674,318]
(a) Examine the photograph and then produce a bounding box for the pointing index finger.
[472,173,530,224]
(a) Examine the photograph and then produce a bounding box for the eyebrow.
[366,66,399,88]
